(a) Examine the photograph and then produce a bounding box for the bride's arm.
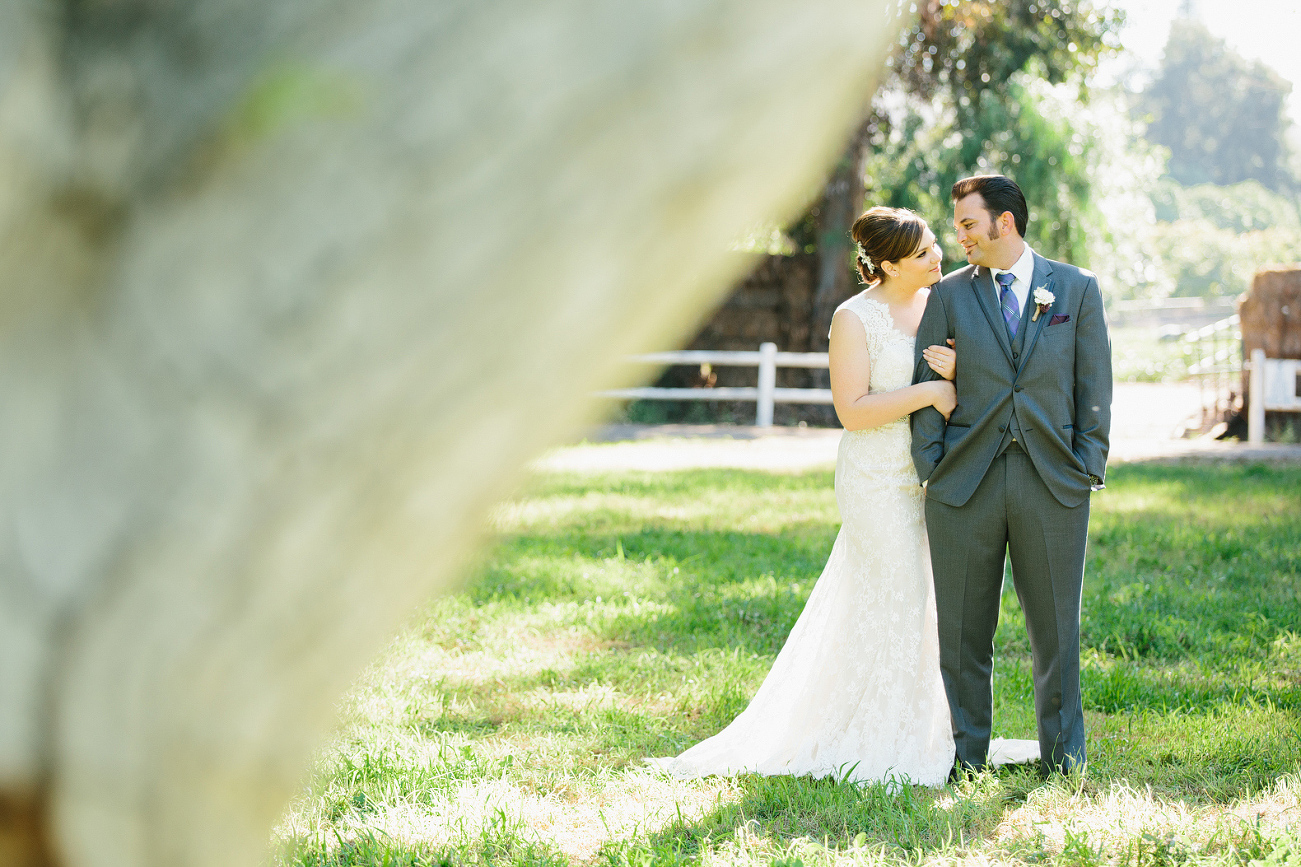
[830,310,955,432]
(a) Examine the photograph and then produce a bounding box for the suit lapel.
[1016,253,1055,373]
[971,266,1014,366]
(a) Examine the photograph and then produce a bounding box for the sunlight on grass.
[274,463,1301,866]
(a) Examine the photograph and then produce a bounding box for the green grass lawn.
[273,462,1301,867]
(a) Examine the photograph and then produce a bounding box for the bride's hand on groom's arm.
[910,294,952,481]
[928,380,957,420]
[920,336,957,419]
[922,338,957,381]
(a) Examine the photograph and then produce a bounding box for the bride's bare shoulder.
[830,305,867,339]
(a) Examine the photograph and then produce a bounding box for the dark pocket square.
[1049,314,1070,326]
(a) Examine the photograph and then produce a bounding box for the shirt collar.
[993,243,1035,284]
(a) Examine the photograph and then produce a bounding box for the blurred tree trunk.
[809,118,871,368]
[0,1,904,863]
[810,156,857,353]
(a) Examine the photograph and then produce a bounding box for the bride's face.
[885,228,943,289]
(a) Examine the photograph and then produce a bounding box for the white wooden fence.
[602,338,1301,442]
[1248,348,1301,444]
[597,341,832,426]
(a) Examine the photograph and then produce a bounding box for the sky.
[1109,0,1301,124]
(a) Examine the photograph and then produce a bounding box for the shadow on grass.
[1083,660,1301,715]
[517,467,836,501]
[600,769,1045,866]
[472,528,831,602]
[604,749,1301,867]
[1088,700,1301,800]
[457,461,1301,800]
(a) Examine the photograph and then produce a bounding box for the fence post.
[1249,348,1265,445]
[756,342,777,427]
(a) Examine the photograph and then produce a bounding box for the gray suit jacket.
[910,252,1112,508]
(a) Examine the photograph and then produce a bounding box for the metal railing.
[1182,314,1242,428]
[597,342,831,427]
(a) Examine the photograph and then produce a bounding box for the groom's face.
[953,193,1011,268]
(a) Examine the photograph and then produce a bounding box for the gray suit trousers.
[925,442,1089,774]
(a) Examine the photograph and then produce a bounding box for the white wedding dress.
[654,293,956,786]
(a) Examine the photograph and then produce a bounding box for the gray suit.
[911,251,1111,773]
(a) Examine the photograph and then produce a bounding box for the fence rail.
[1248,349,1301,444]
[602,329,1301,441]
[596,342,831,426]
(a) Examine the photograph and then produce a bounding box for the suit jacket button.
[1012,351,1019,359]
[1015,386,1023,393]
[998,425,1006,433]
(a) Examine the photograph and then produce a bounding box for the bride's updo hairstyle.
[850,206,927,284]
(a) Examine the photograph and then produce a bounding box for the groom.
[910,174,1111,775]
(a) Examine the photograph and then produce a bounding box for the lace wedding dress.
[653,293,955,786]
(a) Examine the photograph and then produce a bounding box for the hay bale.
[1239,269,1301,432]
[1240,269,1301,361]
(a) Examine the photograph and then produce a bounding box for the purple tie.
[996,272,1019,337]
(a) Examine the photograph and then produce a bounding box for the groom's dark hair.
[951,175,1028,238]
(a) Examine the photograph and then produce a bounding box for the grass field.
[272,462,1301,867]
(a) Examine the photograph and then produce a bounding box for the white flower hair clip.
[856,242,876,275]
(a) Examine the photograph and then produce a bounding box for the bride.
[653,207,963,786]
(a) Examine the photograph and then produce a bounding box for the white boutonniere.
[1031,286,1055,322]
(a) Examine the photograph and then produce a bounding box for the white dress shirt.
[991,243,1035,317]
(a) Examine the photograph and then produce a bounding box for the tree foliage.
[867,0,1124,267]
[871,78,1096,266]
[898,0,1120,114]
[789,0,1125,262]
[1135,21,1301,301]
[1143,18,1294,191]
[788,0,1128,348]
[1149,178,1301,299]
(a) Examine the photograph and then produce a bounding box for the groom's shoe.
[947,762,982,784]
[1038,758,1087,783]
